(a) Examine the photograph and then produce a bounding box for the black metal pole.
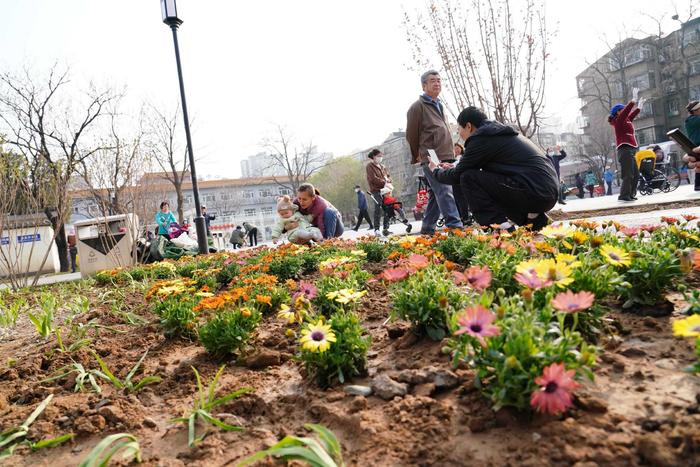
[168,23,208,254]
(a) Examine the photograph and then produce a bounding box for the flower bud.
[496,288,506,297]
[505,356,518,368]
[522,289,533,301]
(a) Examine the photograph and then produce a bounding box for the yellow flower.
[555,253,582,269]
[300,321,337,353]
[277,304,295,323]
[673,315,700,337]
[516,258,542,274]
[326,288,367,304]
[572,231,589,245]
[600,244,631,267]
[350,250,367,257]
[240,307,252,318]
[534,259,574,288]
[539,224,575,239]
[590,235,605,247]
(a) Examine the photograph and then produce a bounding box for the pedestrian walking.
[365,149,412,236]
[406,70,463,235]
[352,185,374,231]
[609,101,640,201]
[684,101,700,191]
[546,145,567,204]
[575,173,585,199]
[584,171,597,198]
[67,229,78,273]
[242,222,258,247]
[202,205,216,237]
[429,106,558,231]
[603,167,614,195]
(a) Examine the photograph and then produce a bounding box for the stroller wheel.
[436,217,445,228]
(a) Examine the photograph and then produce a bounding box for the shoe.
[462,215,475,226]
[405,223,413,233]
[618,196,633,201]
[530,213,551,231]
[353,228,359,232]
[382,229,391,237]
[559,200,567,205]
[374,229,382,237]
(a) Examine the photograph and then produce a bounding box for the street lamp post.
[160,0,208,254]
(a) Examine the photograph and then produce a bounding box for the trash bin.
[0,213,60,278]
[74,214,139,278]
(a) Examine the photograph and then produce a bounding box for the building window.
[667,99,680,117]
[244,208,256,216]
[691,86,700,101]
[623,45,651,66]
[259,188,272,197]
[220,193,231,201]
[639,100,654,118]
[636,127,655,146]
[277,186,292,196]
[243,191,254,199]
[611,81,624,99]
[627,73,652,92]
[184,195,192,205]
[690,56,700,75]
[261,207,274,216]
[203,194,215,203]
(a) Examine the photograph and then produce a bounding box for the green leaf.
[305,423,342,461]
[206,387,253,410]
[92,353,124,389]
[125,350,149,384]
[30,433,75,450]
[131,375,162,392]
[197,411,244,432]
[78,433,140,467]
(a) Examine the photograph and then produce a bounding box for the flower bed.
[0,217,699,465]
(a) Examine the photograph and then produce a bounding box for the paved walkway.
[7,185,699,288]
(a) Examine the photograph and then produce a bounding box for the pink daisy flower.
[514,270,552,290]
[407,253,430,270]
[380,267,410,283]
[530,362,579,415]
[464,265,492,291]
[551,290,595,313]
[454,305,500,347]
[293,281,317,301]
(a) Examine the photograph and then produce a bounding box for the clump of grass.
[172,365,252,447]
[93,350,161,393]
[78,433,141,467]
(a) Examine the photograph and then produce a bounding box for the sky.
[0,0,693,178]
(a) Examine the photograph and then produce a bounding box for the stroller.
[367,190,413,236]
[637,154,673,195]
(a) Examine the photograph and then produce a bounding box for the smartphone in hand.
[427,149,441,166]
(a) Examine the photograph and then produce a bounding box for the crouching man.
[429,106,558,230]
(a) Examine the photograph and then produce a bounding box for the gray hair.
[421,70,440,85]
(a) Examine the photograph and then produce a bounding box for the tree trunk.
[176,187,184,224]
[45,207,69,272]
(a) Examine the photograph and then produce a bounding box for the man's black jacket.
[433,121,559,200]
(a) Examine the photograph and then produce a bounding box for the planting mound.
[1,218,700,466]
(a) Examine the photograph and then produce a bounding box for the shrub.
[198,307,261,358]
[152,295,200,338]
[267,255,306,281]
[313,269,370,316]
[148,261,177,280]
[390,267,465,340]
[617,244,682,307]
[357,240,390,263]
[299,311,370,387]
[216,261,240,287]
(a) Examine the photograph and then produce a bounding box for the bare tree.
[404,0,550,137]
[260,124,330,192]
[0,65,116,272]
[146,104,190,224]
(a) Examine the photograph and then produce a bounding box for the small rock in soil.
[612,360,626,373]
[428,368,460,390]
[641,419,661,432]
[326,391,345,402]
[371,374,407,400]
[244,350,282,369]
[348,396,368,414]
[142,417,158,429]
[386,322,409,339]
[413,383,436,397]
[395,369,430,385]
[604,335,624,350]
[620,347,646,358]
[531,432,541,442]
[654,358,679,370]
[468,415,492,433]
[395,331,419,349]
[97,405,124,424]
[344,385,372,397]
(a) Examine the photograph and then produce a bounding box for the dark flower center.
[544,382,558,393]
[609,253,620,261]
[568,303,579,310]
[310,331,325,342]
[468,276,477,284]
[470,324,482,333]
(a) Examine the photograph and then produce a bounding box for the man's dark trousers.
[353,208,373,230]
[459,169,556,226]
[617,145,638,199]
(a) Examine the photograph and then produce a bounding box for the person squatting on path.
[609,101,640,201]
[365,148,412,236]
[271,195,322,245]
[294,183,345,239]
[684,100,700,191]
[406,70,463,235]
[229,225,246,249]
[242,222,258,247]
[429,106,558,231]
[352,185,374,231]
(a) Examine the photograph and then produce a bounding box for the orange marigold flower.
[255,294,272,306]
[444,260,458,271]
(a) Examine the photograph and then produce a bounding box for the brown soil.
[550,199,700,221]
[1,274,699,466]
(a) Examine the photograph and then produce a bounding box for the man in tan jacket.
[365,149,412,236]
[406,70,463,235]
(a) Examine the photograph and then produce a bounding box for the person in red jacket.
[608,101,640,201]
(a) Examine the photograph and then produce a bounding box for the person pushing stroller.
[366,148,412,237]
